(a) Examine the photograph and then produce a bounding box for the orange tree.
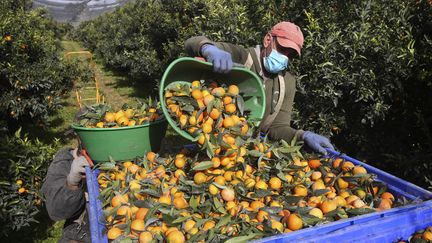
[0,0,92,132]
[0,0,92,238]
[75,0,432,188]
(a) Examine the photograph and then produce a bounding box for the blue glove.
[201,44,233,73]
[302,131,335,155]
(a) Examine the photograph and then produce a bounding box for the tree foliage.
[75,0,432,187]
[0,0,92,131]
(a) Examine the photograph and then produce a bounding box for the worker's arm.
[41,148,86,221]
[185,36,249,72]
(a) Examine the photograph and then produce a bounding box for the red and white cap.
[269,21,304,56]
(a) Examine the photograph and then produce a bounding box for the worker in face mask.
[185,21,334,155]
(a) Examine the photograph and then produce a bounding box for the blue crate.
[254,149,432,243]
[254,200,432,243]
[86,167,108,243]
[86,149,432,242]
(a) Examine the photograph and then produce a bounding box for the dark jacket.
[185,36,303,143]
[41,148,90,243]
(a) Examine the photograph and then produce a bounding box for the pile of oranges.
[76,101,162,128]
[99,107,160,128]
[97,80,400,242]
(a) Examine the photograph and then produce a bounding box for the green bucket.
[71,118,168,162]
[159,57,266,141]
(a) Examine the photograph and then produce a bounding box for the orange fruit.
[341,161,355,172]
[225,103,237,114]
[209,108,221,120]
[191,80,201,88]
[114,111,125,121]
[212,157,221,168]
[202,123,212,134]
[104,112,115,123]
[209,184,219,195]
[197,134,206,145]
[117,205,132,218]
[256,210,269,222]
[293,185,308,196]
[166,230,185,243]
[146,152,157,163]
[111,194,128,207]
[337,178,349,189]
[214,176,226,186]
[311,171,322,181]
[159,195,172,205]
[381,192,395,202]
[183,219,196,232]
[346,195,360,205]
[173,197,189,209]
[203,94,215,106]
[202,220,216,231]
[223,117,235,128]
[131,219,145,233]
[378,198,392,211]
[179,114,188,127]
[320,200,337,214]
[255,180,268,190]
[223,96,233,105]
[352,166,367,175]
[211,87,226,97]
[312,181,326,191]
[174,157,186,169]
[117,116,129,126]
[135,208,149,220]
[227,85,239,96]
[309,208,324,219]
[422,231,432,241]
[107,227,122,240]
[271,220,284,232]
[194,172,207,185]
[352,199,366,208]
[332,158,343,168]
[240,124,249,134]
[221,188,235,202]
[269,177,282,190]
[191,89,203,99]
[287,214,303,231]
[139,231,153,243]
[308,159,321,169]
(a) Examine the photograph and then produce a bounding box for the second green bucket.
[159,57,266,141]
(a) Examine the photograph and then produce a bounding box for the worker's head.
[262,21,304,74]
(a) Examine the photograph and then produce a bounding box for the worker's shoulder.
[52,147,74,164]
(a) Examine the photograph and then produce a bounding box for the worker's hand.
[302,131,335,155]
[67,156,89,186]
[201,44,233,73]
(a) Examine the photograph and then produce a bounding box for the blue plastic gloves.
[302,131,335,155]
[201,44,233,73]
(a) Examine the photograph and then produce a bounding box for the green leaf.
[224,233,261,243]
[171,216,191,224]
[213,197,227,214]
[236,95,245,116]
[247,150,263,157]
[192,161,214,171]
[346,207,376,215]
[215,214,231,228]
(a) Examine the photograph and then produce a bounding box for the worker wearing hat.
[185,21,334,154]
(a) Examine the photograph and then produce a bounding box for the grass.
[30,39,184,242]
